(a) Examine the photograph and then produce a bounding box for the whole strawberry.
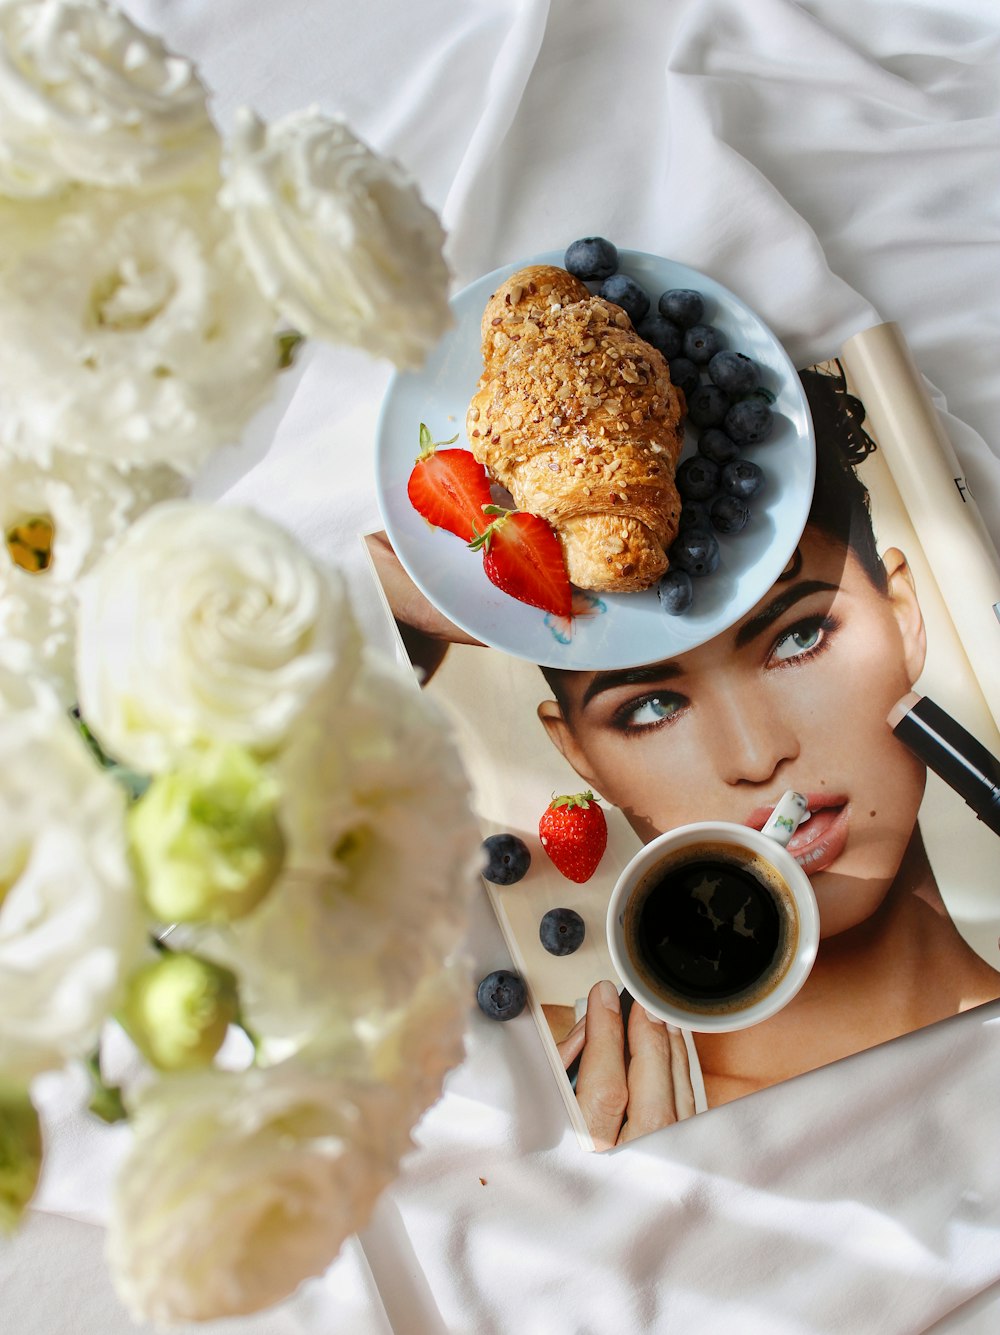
[538,791,608,883]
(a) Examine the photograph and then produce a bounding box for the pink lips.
[744,794,850,875]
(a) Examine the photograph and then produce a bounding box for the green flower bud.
[120,953,240,1072]
[128,744,285,923]
[0,1080,42,1233]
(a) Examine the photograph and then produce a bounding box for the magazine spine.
[840,322,1000,730]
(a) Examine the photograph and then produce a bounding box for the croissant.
[467,264,686,593]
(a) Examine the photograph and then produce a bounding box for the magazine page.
[362,338,1000,1152]
[841,322,1000,729]
[802,356,1000,973]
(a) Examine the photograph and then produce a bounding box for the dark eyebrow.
[733,580,840,649]
[581,661,683,708]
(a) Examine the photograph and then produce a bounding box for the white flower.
[0,708,144,1080]
[222,106,452,369]
[197,655,481,1049]
[0,659,62,714]
[0,0,219,199]
[368,961,470,1130]
[0,187,281,474]
[0,563,75,704]
[75,500,360,772]
[108,1058,408,1323]
[0,448,186,702]
[0,448,177,586]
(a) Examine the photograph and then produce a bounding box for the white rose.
[198,656,480,1049]
[0,659,62,713]
[0,188,280,474]
[108,1059,407,1323]
[0,562,75,703]
[0,0,219,198]
[0,708,144,1080]
[222,106,453,369]
[0,448,187,702]
[367,961,470,1130]
[76,500,360,772]
[0,448,174,586]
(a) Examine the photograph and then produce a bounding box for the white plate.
[374,249,815,670]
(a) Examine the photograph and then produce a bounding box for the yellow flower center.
[5,515,55,574]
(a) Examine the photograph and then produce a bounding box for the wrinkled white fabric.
[12,0,1000,1330]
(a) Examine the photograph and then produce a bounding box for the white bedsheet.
[13,1,1000,1330]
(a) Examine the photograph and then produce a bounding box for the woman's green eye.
[773,624,823,661]
[627,696,681,726]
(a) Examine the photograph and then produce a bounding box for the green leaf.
[83,1052,128,1125]
[276,330,305,369]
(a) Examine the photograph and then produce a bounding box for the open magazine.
[363,322,1000,1152]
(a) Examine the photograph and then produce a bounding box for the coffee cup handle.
[759,790,810,848]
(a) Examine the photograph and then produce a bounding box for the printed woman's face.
[539,532,928,939]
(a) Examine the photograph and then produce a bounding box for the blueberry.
[598,274,650,328]
[683,324,723,365]
[476,969,527,1021]
[539,907,586,956]
[721,458,765,500]
[698,427,740,465]
[637,314,683,361]
[678,499,712,532]
[710,493,751,535]
[708,350,758,396]
[564,236,618,281]
[686,383,730,429]
[481,833,531,885]
[724,398,774,445]
[658,288,704,329]
[676,455,720,502]
[669,528,721,577]
[668,357,700,399]
[658,567,694,615]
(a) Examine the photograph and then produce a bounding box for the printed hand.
[364,531,481,682]
[557,980,695,1150]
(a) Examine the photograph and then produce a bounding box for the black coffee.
[624,841,798,1015]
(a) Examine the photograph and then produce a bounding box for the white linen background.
[5,1,1000,1331]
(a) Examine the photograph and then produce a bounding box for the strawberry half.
[406,423,493,540]
[469,505,572,618]
[538,791,608,884]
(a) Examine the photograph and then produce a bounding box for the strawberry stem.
[468,504,513,553]
[416,422,459,461]
[550,791,596,810]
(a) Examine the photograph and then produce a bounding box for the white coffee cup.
[606,791,820,1033]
